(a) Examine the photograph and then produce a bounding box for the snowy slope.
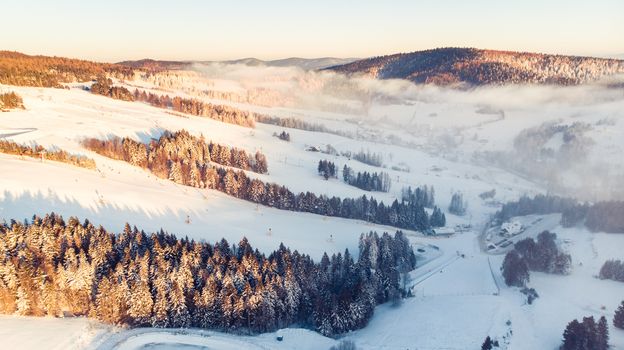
[0,85,541,258]
[0,67,623,350]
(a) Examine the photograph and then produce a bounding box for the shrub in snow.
[520,287,539,305]
[329,340,356,350]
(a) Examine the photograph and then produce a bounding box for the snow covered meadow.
[0,64,623,349]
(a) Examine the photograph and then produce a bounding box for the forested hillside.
[83,130,435,231]
[327,48,624,86]
[0,213,415,336]
[0,51,134,88]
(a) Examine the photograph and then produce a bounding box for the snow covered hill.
[0,62,623,349]
[326,47,624,86]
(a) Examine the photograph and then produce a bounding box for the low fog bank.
[147,63,624,202]
[192,62,624,111]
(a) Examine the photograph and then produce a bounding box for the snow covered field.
[1,68,623,349]
[0,84,540,258]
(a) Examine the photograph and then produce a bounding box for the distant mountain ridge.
[116,59,191,71]
[222,57,358,70]
[325,47,624,86]
[118,57,358,71]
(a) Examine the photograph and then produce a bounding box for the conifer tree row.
[130,88,256,127]
[598,260,624,283]
[401,186,435,209]
[83,130,267,174]
[256,115,352,139]
[0,213,415,336]
[496,194,624,233]
[342,165,391,192]
[0,140,96,169]
[84,131,435,231]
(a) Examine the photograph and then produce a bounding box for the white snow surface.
[0,72,623,350]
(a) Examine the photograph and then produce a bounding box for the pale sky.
[2,0,623,62]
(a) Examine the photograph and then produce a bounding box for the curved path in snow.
[92,327,336,350]
[0,127,37,138]
[95,329,265,350]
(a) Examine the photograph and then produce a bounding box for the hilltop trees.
[328,47,624,86]
[0,214,417,336]
[0,50,133,88]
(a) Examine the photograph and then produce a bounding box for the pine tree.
[223,170,240,196]
[343,165,352,182]
[151,284,170,328]
[168,282,190,328]
[168,160,183,184]
[253,151,268,174]
[597,316,609,350]
[614,301,624,329]
[481,336,493,350]
[430,206,446,227]
[94,276,117,323]
[562,316,607,350]
[128,280,154,326]
[448,192,467,216]
[15,286,31,316]
[562,319,583,350]
[501,250,529,287]
[40,280,59,317]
